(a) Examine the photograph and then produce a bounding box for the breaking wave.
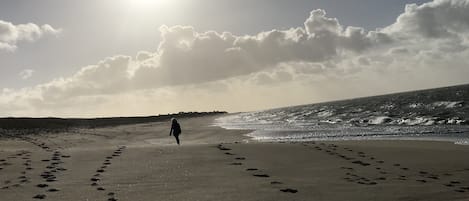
[215,84,469,144]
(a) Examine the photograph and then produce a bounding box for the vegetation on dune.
[0,111,227,134]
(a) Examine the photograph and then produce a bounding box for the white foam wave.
[455,140,469,145]
[408,103,423,108]
[432,101,464,108]
[369,116,392,125]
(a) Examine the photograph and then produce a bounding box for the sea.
[215,84,469,145]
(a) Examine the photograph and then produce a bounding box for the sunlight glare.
[126,0,172,10]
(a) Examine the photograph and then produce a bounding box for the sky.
[1,0,469,117]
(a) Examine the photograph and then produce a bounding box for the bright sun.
[121,0,177,15]
[126,0,171,9]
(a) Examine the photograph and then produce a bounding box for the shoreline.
[1,115,468,200]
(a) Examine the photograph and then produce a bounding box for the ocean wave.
[432,101,464,109]
[215,84,469,144]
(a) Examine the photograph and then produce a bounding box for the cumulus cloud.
[40,8,392,98]
[0,20,60,52]
[19,69,35,80]
[2,0,469,117]
[385,0,469,38]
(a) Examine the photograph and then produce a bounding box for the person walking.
[169,118,182,145]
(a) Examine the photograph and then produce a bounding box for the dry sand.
[1,115,469,201]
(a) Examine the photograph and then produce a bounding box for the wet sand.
[1,115,469,201]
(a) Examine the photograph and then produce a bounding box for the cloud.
[19,69,35,80]
[0,20,61,52]
[385,0,469,39]
[48,8,391,97]
[117,10,391,90]
[2,0,469,117]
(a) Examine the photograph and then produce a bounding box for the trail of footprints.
[1,150,33,189]
[89,146,126,201]
[216,144,298,194]
[0,136,71,200]
[2,136,126,200]
[3,137,467,199]
[21,136,71,199]
[303,142,469,194]
[33,150,71,199]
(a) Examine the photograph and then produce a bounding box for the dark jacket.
[171,122,181,136]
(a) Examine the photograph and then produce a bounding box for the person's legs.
[174,135,180,145]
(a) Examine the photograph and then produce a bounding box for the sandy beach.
[1,115,469,201]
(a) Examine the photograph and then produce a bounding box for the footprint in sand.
[253,174,270,178]
[351,160,370,166]
[235,157,246,160]
[46,178,57,182]
[426,175,439,180]
[280,188,298,193]
[246,168,258,171]
[33,194,46,199]
[47,188,59,192]
[271,181,283,185]
[19,178,30,183]
[397,175,407,180]
[217,144,232,151]
[375,177,386,181]
[229,162,242,165]
[340,166,354,171]
[107,192,118,201]
[366,182,377,185]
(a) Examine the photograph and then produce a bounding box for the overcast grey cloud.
[1,0,469,117]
